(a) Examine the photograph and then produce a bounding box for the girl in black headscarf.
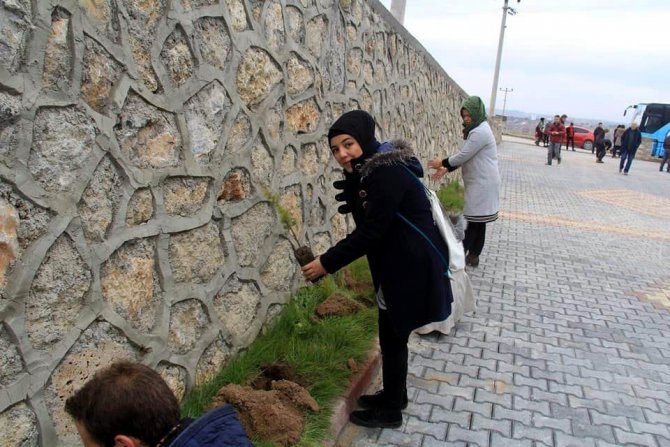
[302,110,454,428]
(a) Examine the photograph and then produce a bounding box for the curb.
[325,340,381,446]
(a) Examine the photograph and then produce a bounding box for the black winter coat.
[320,140,453,336]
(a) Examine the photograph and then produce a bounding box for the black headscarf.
[327,110,381,157]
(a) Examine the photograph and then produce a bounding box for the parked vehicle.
[624,103,670,157]
[572,126,594,151]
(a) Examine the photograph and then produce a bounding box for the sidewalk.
[337,137,670,447]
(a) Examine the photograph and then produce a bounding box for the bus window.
[640,104,670,133]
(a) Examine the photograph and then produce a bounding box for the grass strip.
[180,258,378,446]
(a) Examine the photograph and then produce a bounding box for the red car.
[571,126,595,151]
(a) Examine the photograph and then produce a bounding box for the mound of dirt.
[210,384,304,446]
[249,362,308,390]
[315,293,363,319]
[272,379,319,412]
[342,269,371,294]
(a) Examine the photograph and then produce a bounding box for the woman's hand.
[431,167,448,181]
[302,257,326,281]
[428,158,443,170]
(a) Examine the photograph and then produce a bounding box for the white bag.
[414,189,476,335]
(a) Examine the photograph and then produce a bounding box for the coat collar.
[356,139,417,178]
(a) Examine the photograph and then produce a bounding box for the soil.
[293,246,314,266]
[209,379,319,446]
[314,293,363,319]
[249,362,309,390]
[342,268,370,294]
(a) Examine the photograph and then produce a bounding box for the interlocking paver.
[340,138,670,446]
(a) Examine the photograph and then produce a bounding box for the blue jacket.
[621,128,642,152]
[169,405,252,447]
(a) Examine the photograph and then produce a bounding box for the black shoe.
[357,390,408,410]
[466,254,479,267]
[349,408,402,428]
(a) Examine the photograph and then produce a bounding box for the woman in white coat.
[428,96,500,267]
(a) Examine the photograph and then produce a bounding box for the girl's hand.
[301,257,326,281]
[428,158,443,170]
[431,167,448,181]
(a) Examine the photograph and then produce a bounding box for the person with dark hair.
[65,361,252,447]
[612,124,625,157]
[593,123,605,154]
[428,96,500,268]
[301,109,453,429]
[547,115,565,165]
[595,128,610,163]
[565,122,576,151]
[535,118,545,146]
[619,122,643,175]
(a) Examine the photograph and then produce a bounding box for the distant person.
[534,118,545,146]
[558,114,568,151]
[543,121,551,147]
[595,128,609,163]
[597,134,612,163]
[65,361,253,447]
[612,124,625,157]
[429,96,500,268]
[546,115,565,165]
[619,122,642,175]
[565,122,576,151]
[593,123,605,154]
[660,133,670,173]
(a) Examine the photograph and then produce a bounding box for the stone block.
[123,0,167,92]
[162,176,211,217]
[218,168,252,203]
[0,324,23,386]
[160,25,195,87]
[213,276,261,342]
[46,320,140,444]
[280,145,297,176]
[169,222,224,283]
[78,156,122,242]
[26,235,92,349]
[158,362,187,402]
[115,91,182,169]
[0,182,51,250]
[231,202,274,266]
[226,0,249,32]
[0,198,19,291]
[260,238,296,291]
[168,298,209,354]
[0,403,38,447]
[0,91,21,161]
[286,53,314,96]
[305,15,327,58]
[250,137,274,186]
[0,0,31,73]
[194,16,231,72]
[29,106,97,193]
[180,0,216,10]
[236,48,283,110]
[184,81,232,164]
[196,332,231,385]
[126,188,154,225]
[81,37,123,114]
[264,0,285,53]
[79,0,121,43]
[264,97,284,143]
[299,142,320,176]
[286,98,320,134]
[225,112,252,154]
[286,6,304,44]
[101,237,159,332]
[42,8,72,91]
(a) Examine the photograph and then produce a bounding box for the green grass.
[436,181,464,214]
[180,258,378,446]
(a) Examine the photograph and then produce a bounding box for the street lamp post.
[499,87,513,118]
[489,0,520,118]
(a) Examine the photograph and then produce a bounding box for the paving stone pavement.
[337,137,670,447]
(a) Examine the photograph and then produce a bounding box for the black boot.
[349,408,402,428]
[357,390,408,410]
[466,253,479,267]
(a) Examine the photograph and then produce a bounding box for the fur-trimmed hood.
[359,139,423,178]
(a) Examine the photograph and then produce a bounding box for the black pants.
[379,309,408,409]
[566,136,575,150]
[463,221,486,256]
[596,144,607,161]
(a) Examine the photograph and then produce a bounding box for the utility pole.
[499,87,513,118]
[390,0,407,24]
[489,0,520,117]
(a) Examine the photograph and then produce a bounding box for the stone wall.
[0,0,468,444]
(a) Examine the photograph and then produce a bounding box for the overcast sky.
[377,0,670,123]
